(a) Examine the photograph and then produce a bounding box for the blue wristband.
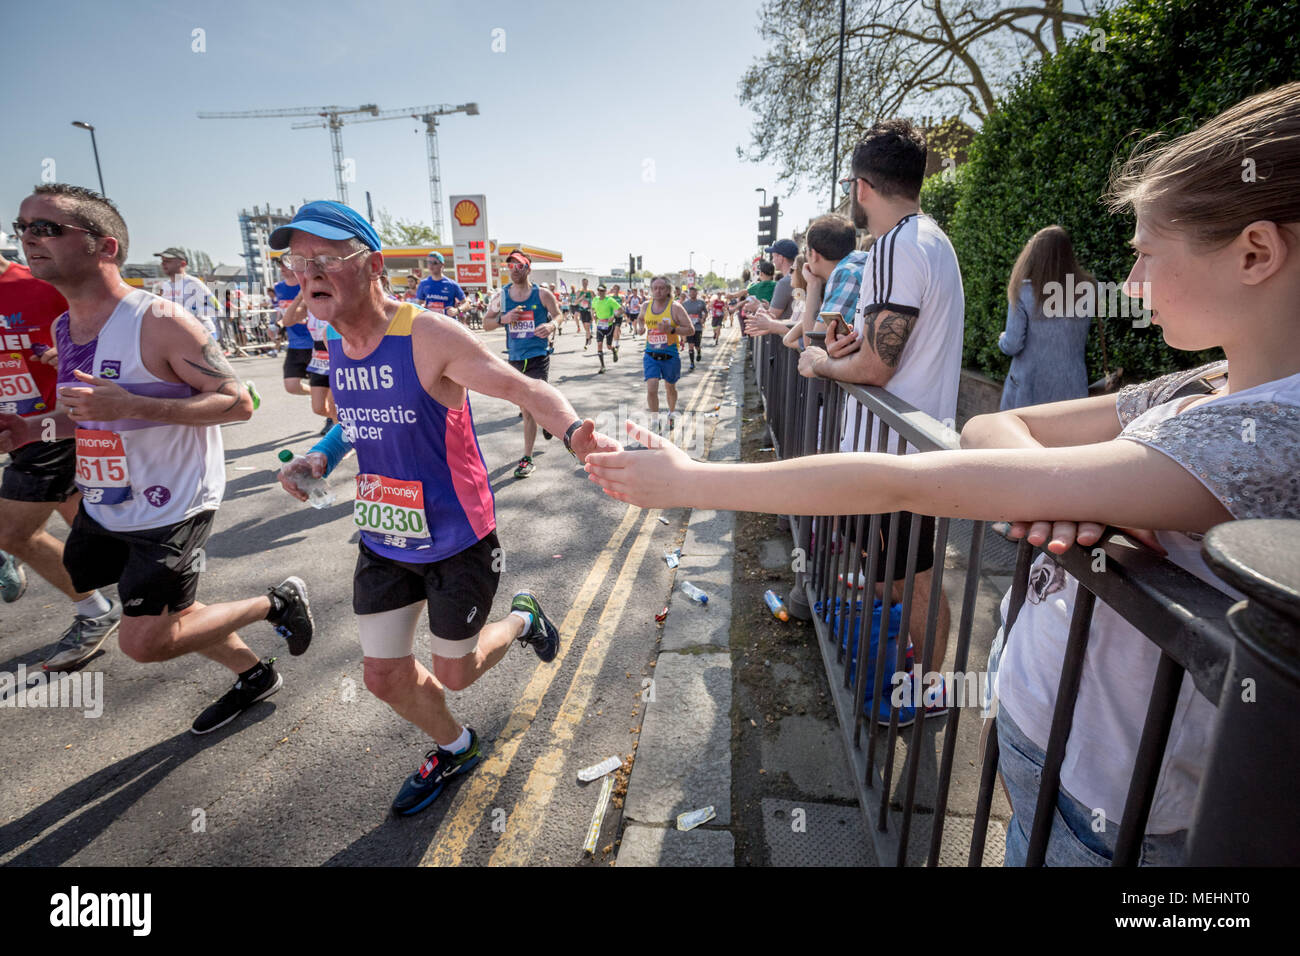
[309,423,351,477]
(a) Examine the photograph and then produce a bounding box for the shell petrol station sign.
[449,194,490,291]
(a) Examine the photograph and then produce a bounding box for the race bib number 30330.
[354,474,432,546]
[75,428,132,504]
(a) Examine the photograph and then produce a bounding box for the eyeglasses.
[838,176,873,197]
[11,218,100,239]
[280,248,371,273]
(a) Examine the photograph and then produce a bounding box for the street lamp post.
[755,187,767,206]
[71,121,105,195]
[689,250,694,274]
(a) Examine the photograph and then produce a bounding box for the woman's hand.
[1001,520,1165,555]
[584,420,698,508]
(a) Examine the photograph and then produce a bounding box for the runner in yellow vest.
[637,276,695,430]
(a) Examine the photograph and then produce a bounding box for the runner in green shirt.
[573,278,596,348]
[590,284,623,373]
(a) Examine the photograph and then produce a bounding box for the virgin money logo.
[357,475,384,501]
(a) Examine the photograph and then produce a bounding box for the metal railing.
[749,328,1300,866]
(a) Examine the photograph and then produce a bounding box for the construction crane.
[337,103,479,241]
[197,104,380,204]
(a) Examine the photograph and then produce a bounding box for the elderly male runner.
[273,202,617,815]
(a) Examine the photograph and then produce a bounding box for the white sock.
[511,609,534,633]
[75,591,112,618]
[442,727,472,754]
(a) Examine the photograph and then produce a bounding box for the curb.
[616,334,744,866]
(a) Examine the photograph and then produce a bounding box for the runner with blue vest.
[414,251,465,322]
[0,183,315,735]
[271,202,620,815]
[484,250,561,478]
[276,256,316,397]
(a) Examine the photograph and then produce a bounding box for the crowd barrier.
[749,328,1299,866]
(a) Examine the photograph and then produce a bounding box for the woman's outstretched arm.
[586,421,1230,535]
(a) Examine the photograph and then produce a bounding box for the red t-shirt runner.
[0,261,69,417]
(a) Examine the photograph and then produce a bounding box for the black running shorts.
[282,347,312,379]
[1,438,77,503]
[509,355,550,381]
[353,531,501,642]
[63,505,216,616]
[595,324,616,345]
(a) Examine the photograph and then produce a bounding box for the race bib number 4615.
[354,474,432,547]
[75,429,132,504]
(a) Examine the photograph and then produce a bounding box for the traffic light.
[636,256,643,271]
[629,253,635,277]
[757,199,779,247]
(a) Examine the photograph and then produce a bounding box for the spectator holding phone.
[782,214,866,351]
[998,226,1094,410]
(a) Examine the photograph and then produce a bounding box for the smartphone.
[819,311,849,338]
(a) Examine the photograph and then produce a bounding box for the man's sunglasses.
[280,248,371,273]
[838,176,874,197]
[11,218,100,239]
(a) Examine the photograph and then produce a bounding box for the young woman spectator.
[998,226,1094,410]
[583,84,1300,865]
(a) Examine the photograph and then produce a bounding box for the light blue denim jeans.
[997,708,1187,866]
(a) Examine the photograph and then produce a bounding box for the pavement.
[0,321,741,867]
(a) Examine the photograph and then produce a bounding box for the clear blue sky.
[2,0,828,278]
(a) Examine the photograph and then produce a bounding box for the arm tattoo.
[184,339,243,410]
[862,308,918,369]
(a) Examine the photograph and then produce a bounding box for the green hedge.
[941,0,1299,384]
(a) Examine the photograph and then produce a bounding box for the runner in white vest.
[0,184,315,735]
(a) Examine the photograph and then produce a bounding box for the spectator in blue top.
[415,251,466,320]
[998,226,1094,410]
[780,214,865,351]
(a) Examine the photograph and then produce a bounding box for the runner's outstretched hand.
[568,418,622,463]
[585,421,693,508]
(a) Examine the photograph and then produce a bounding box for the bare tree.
[739,0,1095,189]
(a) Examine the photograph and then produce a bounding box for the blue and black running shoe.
[391,729,482,816]
[512,590,559,663]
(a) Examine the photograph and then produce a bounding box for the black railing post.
[1190,519,1300,865]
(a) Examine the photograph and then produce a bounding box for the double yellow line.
[422,328,739,867]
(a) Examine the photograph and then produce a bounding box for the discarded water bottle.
[679,581,708,605]
[278,449,334,509]
[763,589,789,622]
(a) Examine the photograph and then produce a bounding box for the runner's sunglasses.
[11,218,101,238]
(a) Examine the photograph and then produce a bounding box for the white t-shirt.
[154,274,219,338]
[996,361,1300,833]
[840,213,964,453]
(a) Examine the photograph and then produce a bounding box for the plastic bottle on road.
[277,449,335,509]
[680,581,708,605]
[763,589,789,622]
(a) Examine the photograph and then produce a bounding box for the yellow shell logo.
[453,199,480,226]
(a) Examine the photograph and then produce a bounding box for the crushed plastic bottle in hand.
[278,449,334,509]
